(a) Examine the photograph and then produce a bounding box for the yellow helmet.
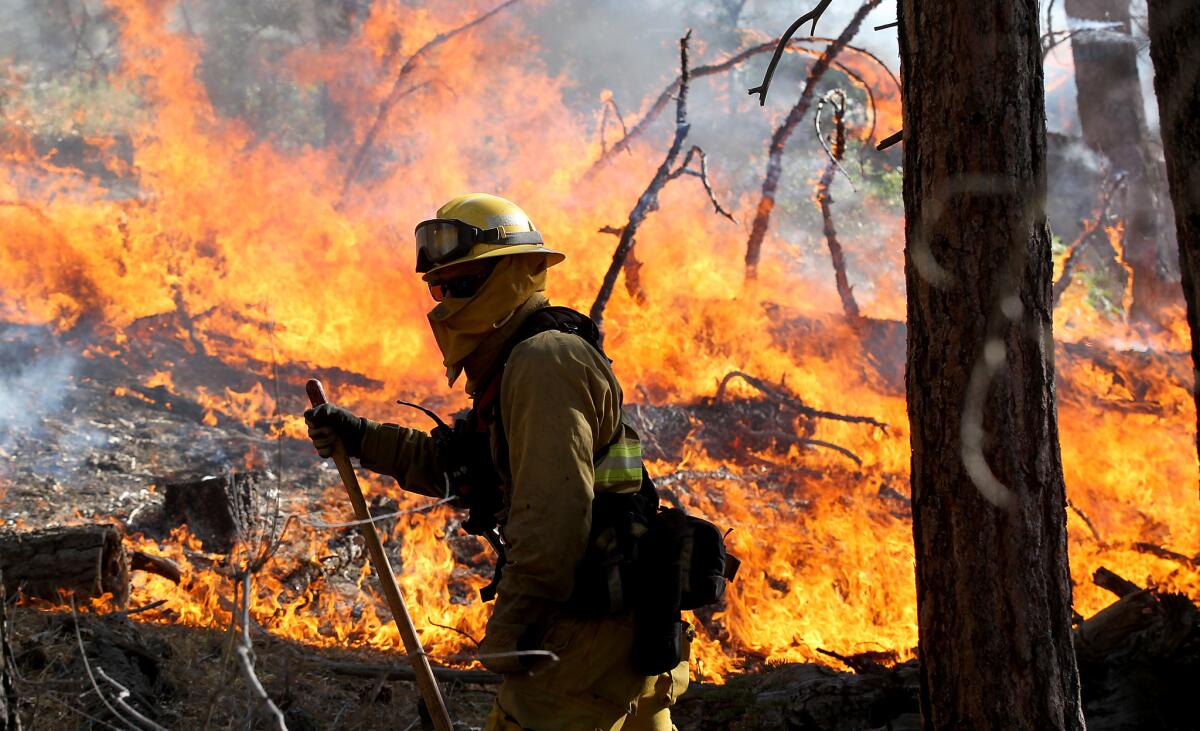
[415,193,565,280]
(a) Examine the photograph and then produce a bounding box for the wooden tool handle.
[306,379,454,731]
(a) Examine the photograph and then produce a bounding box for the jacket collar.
[461,293,549,396]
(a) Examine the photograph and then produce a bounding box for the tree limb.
[589,31,695,332]
[743,0,883,282]
[338,0,524,203]
[748,0,834,106]
[814,91,862,323]
[591,36,897,172]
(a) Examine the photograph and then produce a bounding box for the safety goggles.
[427,268,495,302]
[414,218,544,273]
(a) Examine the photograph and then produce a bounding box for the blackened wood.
[0,525,129,607]
[162,472,261,552]
[1065,0,1169,320]
[1147,0,1200,478]
[898,0,1084,728]
[742,0,881,282]
[1092,566,1141,598]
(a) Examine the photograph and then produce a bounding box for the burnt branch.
[743,0,883,282]
[1092,567,1141,598]
[764,430,863,465]
[590,31,698,332]
[747,0,833,106]
[338,0,523,203]
[668,146,737,223]
[1053,173,1127,307]
[598,94,630,157]
[591,36,897,172]
[715,371,887,429]
[814,91,862,322]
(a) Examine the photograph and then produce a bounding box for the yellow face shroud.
[426,253,550,383]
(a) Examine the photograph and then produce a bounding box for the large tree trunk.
[1065,0,1169,321]
[898,1,1085,729]
[0,569,19,731]
[1146,0,1200,477]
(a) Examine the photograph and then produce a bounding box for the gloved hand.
[303,403,367,459]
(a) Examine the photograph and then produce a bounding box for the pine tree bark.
[1065,0,1169,320]
[898,1,1085,729]
[0,568,19,731]
[1146,0,1200,475]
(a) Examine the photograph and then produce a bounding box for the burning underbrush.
[1,0,1199,727]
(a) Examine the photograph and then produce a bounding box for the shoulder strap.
[473,306,607,423]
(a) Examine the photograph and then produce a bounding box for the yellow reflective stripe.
[594,422,643,488]
[595,467,643,485]
[605,443,642,457]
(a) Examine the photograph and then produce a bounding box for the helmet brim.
[421,245,566,281]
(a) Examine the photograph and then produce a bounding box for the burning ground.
[1,1,1199,728]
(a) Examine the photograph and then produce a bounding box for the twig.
[764,430,863,466]
[589,31,696,333]
[598,94,630,157]
[1132,542,1200,568]
[109,600,168,618]
[748,0,834,106]
[233,573,288,731]
[591,37,896,172]
[95,669,168,731]
[429,622,481,648]
[1052,173,1127,307]
[714,371,888,429]
[1067,499,1102,542]
[668,146,737,222]
[70,598,143,731]
[338,0,524,202]
[743,0,883,282]
[874,21,898,31]
[814,91,862,322]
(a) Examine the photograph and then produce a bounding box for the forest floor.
[1,315,1198,729]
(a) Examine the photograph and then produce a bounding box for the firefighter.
[305,193,690,730]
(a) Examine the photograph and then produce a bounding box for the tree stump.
[0,525,129,607]
[162,471,265,552]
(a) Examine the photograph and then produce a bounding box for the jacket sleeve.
[479,332,619,672]
[358,420,445,498]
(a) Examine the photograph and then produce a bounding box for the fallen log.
[0,525,129,607]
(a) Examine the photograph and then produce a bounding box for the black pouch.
[681,515,740,610]
[633,508,689,675]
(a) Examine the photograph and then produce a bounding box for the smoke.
[0,327,78,451]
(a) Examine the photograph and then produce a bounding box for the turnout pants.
[484,613,691,731]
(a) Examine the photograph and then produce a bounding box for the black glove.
[303,403,367,459]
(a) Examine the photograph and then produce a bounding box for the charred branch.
[338,0,523,203]
[747,0,834,106]
[591,37,896,172]
[592,31,719,332]
[814,90,862,323]
[598,94,630,158]
[875,129,902,151]
[318,659,501,686]
[1092,567,1142,599]
[1053,173,1127,308]
[743,0,883,283]
[714,371,887,430]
